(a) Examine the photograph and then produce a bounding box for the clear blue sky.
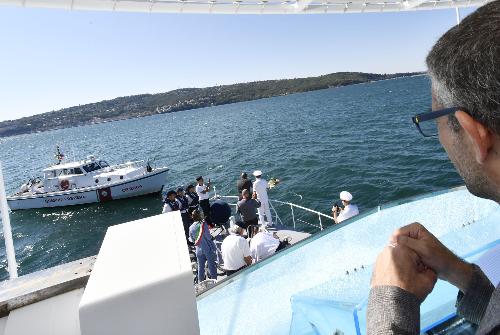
[0,5,476,121]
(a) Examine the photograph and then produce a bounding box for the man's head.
[166,190,176,201]
[340,191,353,206]
[196,176,204,185]
[242,189,250,199]
[176,187,185,197]
[241,172,247,179]
[230,221,246,235]
[253,170,262,179]
[186,184,195,193]
[427,0,500,203]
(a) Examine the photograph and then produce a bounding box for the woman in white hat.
[332,191,359,224]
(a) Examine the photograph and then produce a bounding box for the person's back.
[221,234,250,271]
[253,178,269,201]
[210,200,231,226]
[237,197,260,222]
[337,203,359,223]
[250,231,280,262]
[237,175,252,195]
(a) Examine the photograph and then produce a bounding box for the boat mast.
[0,162,18,279]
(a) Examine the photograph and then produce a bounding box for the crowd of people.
[161,170,362,284]
[161,170,294,282]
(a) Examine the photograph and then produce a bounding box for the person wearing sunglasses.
[368,2,500,335]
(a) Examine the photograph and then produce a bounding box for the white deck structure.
[0,212,200,335]
[0,0,489,15]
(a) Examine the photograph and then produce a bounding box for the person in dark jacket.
[236,172,252,199]
[185,184,199,215]
[368,2,500,334]
[162,190,180,213]
[237,189,261,229]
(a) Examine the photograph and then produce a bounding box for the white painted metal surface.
[79,212,199,335]
[0,317,7,335]
[3,289,83,335]
[0,0,489,14]
[0,162,17,279]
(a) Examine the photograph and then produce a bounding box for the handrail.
[270,199,334,221]
[214,194,333,231]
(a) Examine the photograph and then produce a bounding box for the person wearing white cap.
[252,170,273,227]
[332,191,359,224]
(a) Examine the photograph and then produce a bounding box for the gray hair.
[426,0,500,134]
[229,225,240,234]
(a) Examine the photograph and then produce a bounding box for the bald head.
[242,189,250,199]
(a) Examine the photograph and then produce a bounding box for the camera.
[333,200,343,214]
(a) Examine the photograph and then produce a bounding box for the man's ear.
[455,111,493,164]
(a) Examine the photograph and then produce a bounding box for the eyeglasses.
[412,107,460,137]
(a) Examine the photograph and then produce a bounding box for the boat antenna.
[55,145,65,165]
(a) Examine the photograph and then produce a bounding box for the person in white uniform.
[252,170,273,227]
[332,191,359,224]
[250,230,280,262]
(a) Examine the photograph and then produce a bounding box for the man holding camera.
[196,176,212,224]
[332,191,359,224]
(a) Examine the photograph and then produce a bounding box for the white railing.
[212,192,334,232]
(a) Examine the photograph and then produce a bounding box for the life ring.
[60,179,70,191]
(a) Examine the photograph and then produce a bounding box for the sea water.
[0,75,463,281]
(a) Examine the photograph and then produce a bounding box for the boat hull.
[7,168,168,210]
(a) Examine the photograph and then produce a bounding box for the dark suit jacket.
[367,264,499,334]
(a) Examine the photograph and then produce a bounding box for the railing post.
[0,162,18,279]
[290,204,296,230]
[269,200,281,226]
[318,214,323,231]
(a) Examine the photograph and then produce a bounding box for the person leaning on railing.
[367,2,500,334]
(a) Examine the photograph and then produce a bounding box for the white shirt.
[162,204,171,214]
[250,232,280,262]
[162,199,181,214]
[335,204,359,223]
[221,234,251,271]
[253,178,269,201]
[196,184,210,201]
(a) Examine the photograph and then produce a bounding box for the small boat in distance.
[7,148,168,210]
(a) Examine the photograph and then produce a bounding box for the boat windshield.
[82,162,102,173]
[99,161,109,168]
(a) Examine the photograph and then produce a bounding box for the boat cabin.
[42,156,111,192]
[43,160,110,179]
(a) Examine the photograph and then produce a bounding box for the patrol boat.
[7,149,168,210]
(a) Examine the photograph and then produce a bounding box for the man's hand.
[371,244,437,301]
[252,191,257,199]
[391,222,474,292]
